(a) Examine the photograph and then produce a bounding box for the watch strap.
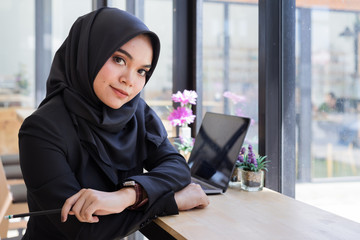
[123,181,148,210]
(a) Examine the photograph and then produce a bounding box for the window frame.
[258,0,296,197]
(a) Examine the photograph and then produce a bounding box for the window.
[295,1,360,223]
[143,0,174,135]
[202,1,259,148]
[0,0,91,108]
[0,0,35,108]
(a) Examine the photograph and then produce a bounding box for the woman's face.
[93,34,153,109]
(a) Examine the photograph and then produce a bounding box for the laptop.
[188,112,250,194]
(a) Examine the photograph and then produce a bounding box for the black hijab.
[40,7,165,183]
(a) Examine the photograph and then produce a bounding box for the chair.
[0,158,12,229]
[0,160,28,239]
[1,154,24,185]
[0,108,24,186]
[0,108,29,238]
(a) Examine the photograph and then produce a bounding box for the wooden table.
[15,108,34,122]
[141,185,360,240]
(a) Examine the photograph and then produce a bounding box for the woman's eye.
[113,56,125,65]
[138,69,148,77]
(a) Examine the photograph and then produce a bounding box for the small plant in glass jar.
[237,145,269,191]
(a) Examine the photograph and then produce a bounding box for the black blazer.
[19,95,191,240]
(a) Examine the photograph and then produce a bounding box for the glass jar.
[240,169,264,192]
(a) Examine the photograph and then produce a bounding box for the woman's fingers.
[72,189,100,223]
[61,190,83,222]
[82,201,101,222]
[71,193,88,222]
[61,188,134,223]
[79,191,100,223]
[62,189,98,223]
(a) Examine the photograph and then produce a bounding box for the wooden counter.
[142,186,360,240]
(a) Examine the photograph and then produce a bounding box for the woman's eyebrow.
[116,48,152,69]
[117,48,132,59]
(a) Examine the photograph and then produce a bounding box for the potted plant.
[174,136,194,161]
[168,90,197,159]
[237,144,269,191]
[168,89,197,138]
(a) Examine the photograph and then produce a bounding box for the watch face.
[123,180,136,187]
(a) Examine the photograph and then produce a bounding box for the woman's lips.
[111,86,129,98]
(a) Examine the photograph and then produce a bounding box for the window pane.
[295,1,360,223]
[143,0,174,135]
[52,0,92,57]
[107,0,126,10]
[0,0,35,108]
[0,1,92,109]
[202,1,259,147]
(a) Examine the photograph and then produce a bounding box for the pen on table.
[4,209,62,219]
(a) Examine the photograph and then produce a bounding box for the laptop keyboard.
[191,177,218,190]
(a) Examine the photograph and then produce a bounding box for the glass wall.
[52,0,92,57]
[0,0,91,108]
[202,0,259,147]
[143,0,174,135]
[0,0,35,107]
[107,0,126,10]
[295,1,360,223]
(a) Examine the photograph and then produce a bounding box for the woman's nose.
[119,70,133,86]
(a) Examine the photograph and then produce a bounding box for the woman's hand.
[175,183,210,211]
[61,188,136,223]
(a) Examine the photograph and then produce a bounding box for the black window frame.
[258,0,296,197]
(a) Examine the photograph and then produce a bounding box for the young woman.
[19,7,208,239]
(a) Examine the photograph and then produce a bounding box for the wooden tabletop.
[15,108,34,122]
[152,185,360,240]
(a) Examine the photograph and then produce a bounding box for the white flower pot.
[180,126,191,139]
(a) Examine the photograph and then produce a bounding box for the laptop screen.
[188,112,250,191]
